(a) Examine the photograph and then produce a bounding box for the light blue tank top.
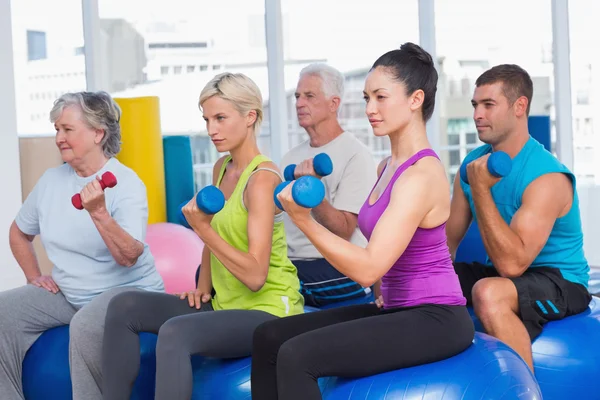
[460,137,589,287]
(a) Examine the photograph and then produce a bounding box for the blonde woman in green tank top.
[101,72,304,400]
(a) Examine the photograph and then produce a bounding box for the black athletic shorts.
[292,258,369,308]
[454,262,591,340]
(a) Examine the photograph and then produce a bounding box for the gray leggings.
[102,290,278,400]
[0,284,134,400]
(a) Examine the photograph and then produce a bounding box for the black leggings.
[102,290,277,400]
[251,303,474,400]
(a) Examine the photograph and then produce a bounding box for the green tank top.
[210,154,305,317]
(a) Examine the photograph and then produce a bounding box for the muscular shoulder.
[523,172,573,210]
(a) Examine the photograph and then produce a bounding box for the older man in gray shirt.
[282,63,377,307]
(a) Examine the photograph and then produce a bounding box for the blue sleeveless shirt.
[460,137,589,287]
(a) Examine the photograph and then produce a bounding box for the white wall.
[1,0,25,291]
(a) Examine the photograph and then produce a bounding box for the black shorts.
[454,262,591,340]
[292,258,369,308]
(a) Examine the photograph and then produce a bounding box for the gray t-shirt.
[15,157,164,307]
[281,131,377,260]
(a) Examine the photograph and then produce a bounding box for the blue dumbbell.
[283,153,333,182]
[273,176,325,211]
[460,151,512,184]
[179,185,225,229]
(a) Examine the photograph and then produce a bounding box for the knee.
[472,278,514,318]
[104,291,142,327]
[156,318,186,355]
[70,311,102,345]
[252,319,286,356]
[276,339,311,376]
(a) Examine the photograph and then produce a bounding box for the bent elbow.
[496,260,528,279]
[355,272,379,289]
[248,272,268,292]
[248,279,266,292]
[118,250,142,267]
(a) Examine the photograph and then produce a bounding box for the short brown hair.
[476,64,533,115]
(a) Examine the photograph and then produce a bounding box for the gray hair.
[50,91,122,158]
[299,63,345,102]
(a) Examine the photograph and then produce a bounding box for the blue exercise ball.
[22,326,160,400]
[469,296,600,400]
[319,332,541,399]
[138,333,252,400]
[22,326,72,400]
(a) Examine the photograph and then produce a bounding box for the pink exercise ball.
[146,222,204,294]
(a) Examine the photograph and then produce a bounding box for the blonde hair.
[199,72,263,131]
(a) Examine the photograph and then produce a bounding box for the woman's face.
[54,106,104,165]
[363,66,418,137]
[202,96,255,153]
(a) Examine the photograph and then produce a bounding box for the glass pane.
[435,0,554,182]
[11,0,86,135]
[98,0,270,188]
[569,0,599,185]
[281,0,419,165]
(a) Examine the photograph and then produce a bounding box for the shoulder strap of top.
[389,149,439,184]
[216,155,232,187]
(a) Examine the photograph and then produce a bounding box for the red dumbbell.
[71,171,118,210]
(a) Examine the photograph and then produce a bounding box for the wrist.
[192,222,213,241]
[294,214,315,232]
[26,272,41,282]
[89,207,110,222]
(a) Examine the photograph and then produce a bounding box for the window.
[26,30,47,61]
[435,0,555,182]
[12,0,85,134]
[281,0,419,165]
[466,132,478,145]
[98,0,271,187]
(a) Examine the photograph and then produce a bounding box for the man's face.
[471,82,516,145]
[295,75,334,130]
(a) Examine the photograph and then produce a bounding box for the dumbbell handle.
[273,176,325,211]
[460,151,512,184]
[179,185,225,229]
[284,153,333,181]
[71,171,117,210]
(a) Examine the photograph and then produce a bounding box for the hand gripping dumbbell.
[460,151,512,184]
[179,185,226,229]
[283,153,333,182]
[71,171,117,210]
[273,176,326,211]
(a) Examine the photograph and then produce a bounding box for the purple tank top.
[357,149,466,309]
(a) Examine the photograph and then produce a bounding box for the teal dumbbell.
[273,176,325,211]
[460,151,512,184]
[283,153,333,181]
[179,185,225,229]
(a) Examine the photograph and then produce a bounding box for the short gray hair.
[299,63,345,101]
[50,91,122,158]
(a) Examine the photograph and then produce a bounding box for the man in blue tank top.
[446,64,591,372]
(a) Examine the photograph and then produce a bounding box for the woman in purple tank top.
[251,43,475,400]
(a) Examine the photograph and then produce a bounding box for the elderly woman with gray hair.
[0,91,164,400]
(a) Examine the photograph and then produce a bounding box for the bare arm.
[446,174,473,260]
[473,173,572,278]
[289,167,437,288]
[197,244,213,292]
[311,202,357,240]
[89,210,144,267]
[9,221,41,282]
[194,165,281,292]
